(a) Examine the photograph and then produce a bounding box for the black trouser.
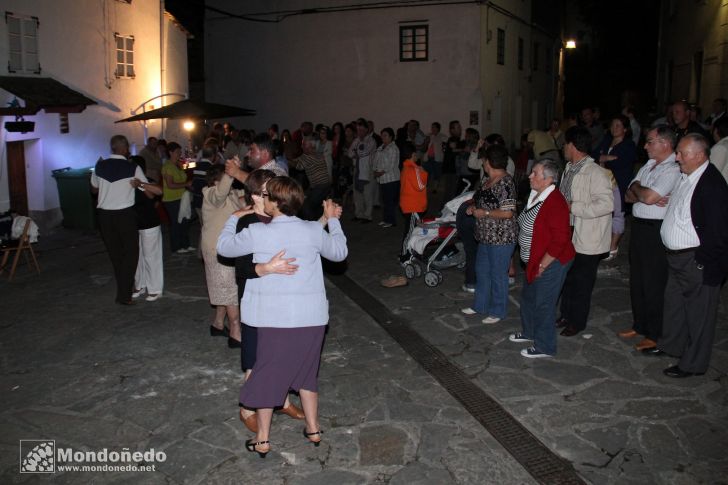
[456,201,477,286]
[163,199,190,252]
[97,207,139,303]
[300,185,330,221]
[659,251,720,373]
[629,218,668,340]
[559,252,603,331]
[380,181,400,225]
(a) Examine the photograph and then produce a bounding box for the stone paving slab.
[340,210,728,485]
[0,226,536,484]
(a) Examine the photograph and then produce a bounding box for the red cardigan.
[526,189,576,283]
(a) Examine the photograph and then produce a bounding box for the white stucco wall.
[656,0,728,114]
[479,4,556,146]
[205,0,482,135]
[0,0,188,221]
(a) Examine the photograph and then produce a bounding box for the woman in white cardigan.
[217,176,347,457]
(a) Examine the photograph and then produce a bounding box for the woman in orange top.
[398,142,428,262]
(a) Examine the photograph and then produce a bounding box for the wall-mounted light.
[565,40,577,49]
[183,120,195,131]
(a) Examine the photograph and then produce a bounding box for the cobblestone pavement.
[0,208,726,484]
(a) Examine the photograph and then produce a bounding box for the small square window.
[400,25,428,62]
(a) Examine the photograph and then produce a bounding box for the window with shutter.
[6,13,40,74]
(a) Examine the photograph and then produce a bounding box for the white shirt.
[526,184,556,209]
[630,153,680,220]
[91,154,147,210]
[710,136,728,182]
[660,161,709,250]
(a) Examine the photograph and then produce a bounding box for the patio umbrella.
[116,98,255,123]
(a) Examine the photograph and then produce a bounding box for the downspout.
[160,0,166,139]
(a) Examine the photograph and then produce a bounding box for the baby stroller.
[402,181,473,287]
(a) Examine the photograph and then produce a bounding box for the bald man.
[654,134,728,377]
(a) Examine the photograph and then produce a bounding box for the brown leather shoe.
[618,329,638,338]
[634,338,657,351]
[239,408,258,433]
[560,325,580,337]
[277,402,306,420]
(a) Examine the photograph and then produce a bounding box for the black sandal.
[303,429,323,447]
[245,439,270,458]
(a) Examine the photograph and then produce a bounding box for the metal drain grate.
[329,274,586,485]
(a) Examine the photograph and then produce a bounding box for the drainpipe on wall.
[160,0,166,139]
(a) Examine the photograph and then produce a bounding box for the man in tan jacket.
[556,126,613,336]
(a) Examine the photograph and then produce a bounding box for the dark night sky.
[564,0,661,118]
[165,0,662,119]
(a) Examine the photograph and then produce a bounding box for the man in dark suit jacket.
[655,134,728,377]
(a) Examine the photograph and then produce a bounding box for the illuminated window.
[400,25,428,62]
[6,13,40,74]
[496,29,505,65]
[114,33,135,78]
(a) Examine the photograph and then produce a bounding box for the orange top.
[399,158,428,213]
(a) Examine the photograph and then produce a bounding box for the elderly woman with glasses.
[217,177,347,457]
[510,159,575,358]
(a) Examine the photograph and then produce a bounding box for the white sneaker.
[461,308,477,315]
[482,316,501,324]
[131,288,146,298]
[145,293,161,302]
[186,246,196,251]
[378,221,387,226]
[176,248,189,254]
[381,223,393,228]
[461,284,475,293]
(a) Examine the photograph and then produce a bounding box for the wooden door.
[7,141,28,215]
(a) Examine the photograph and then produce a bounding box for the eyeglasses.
[261,191,269,198]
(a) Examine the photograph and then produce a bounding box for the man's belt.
[665,247,697,255]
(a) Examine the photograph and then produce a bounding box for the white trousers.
[134,226,164,294]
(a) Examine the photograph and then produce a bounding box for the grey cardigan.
[217,215,348,327]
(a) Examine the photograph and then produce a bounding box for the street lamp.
[183,119,195,155]
[565,39,576,49]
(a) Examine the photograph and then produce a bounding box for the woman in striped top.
[511,159,575,358]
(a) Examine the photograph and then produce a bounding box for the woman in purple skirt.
[217,176,347,457]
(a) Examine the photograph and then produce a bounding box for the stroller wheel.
[413,261,423,278]
[404,263,416,279]
[433,269,443,283]
[424,271,440,287]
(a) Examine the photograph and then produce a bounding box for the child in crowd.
[398,142,428,263]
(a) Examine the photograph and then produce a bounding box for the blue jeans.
[473,243,515,318]
[520,259,572,355]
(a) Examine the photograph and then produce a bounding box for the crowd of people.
[88,96,728,455]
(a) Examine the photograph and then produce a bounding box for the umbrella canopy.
[116,98,255,122]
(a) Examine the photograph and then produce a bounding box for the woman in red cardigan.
[510,159,575,358]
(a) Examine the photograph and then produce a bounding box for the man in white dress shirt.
[656,134,728,377]
[619,126,680,351]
